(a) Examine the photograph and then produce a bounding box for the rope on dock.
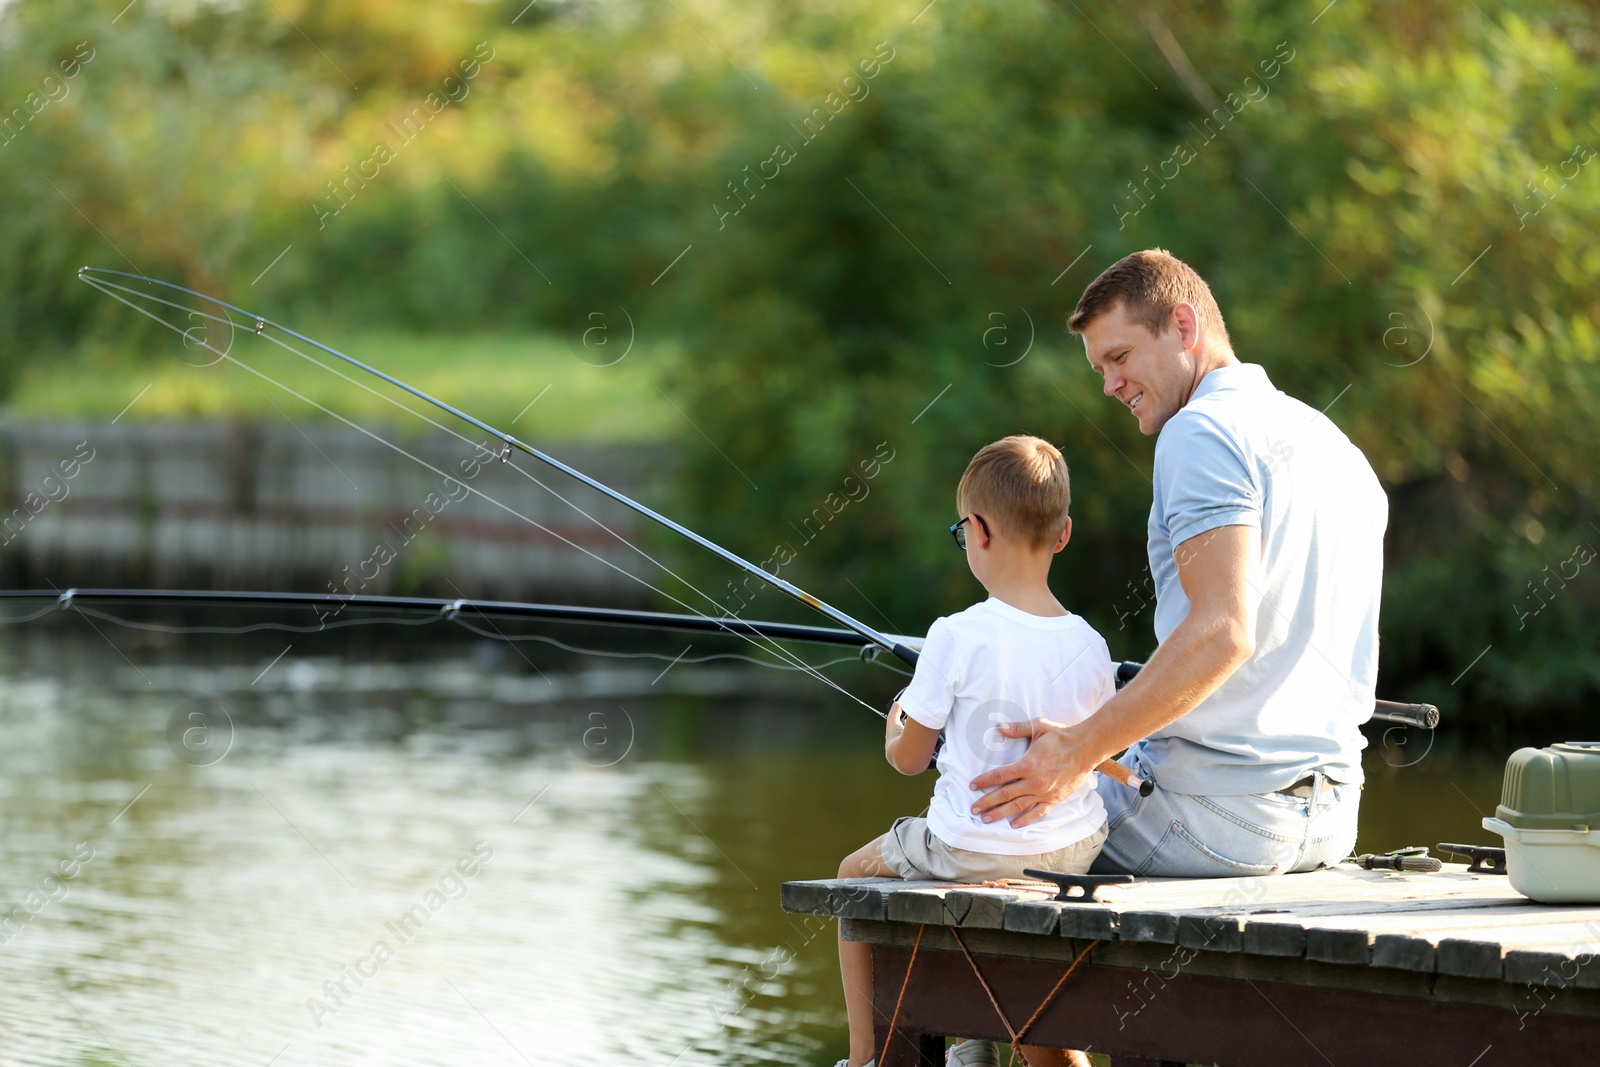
[877,924,926,1067]
[877,921,1101,1064]
[949,927,1101,1065]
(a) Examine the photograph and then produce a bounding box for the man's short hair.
[956,435,1070,549]
[1066,248,1230,346]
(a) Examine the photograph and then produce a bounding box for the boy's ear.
[1051,518,1072,554]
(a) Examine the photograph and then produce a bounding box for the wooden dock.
[783,865,1600,1065]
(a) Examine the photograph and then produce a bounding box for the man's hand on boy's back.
[966,715,1096,827]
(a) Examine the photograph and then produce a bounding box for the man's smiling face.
[1081,300,1197,436]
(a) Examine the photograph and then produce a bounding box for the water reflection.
[0,630,912,1067]
[0,628,1517,1066]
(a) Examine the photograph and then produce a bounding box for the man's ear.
[1171,302,1203,353]
[1052,517,1072,554]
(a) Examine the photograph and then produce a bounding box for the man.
[970,248,1388,876]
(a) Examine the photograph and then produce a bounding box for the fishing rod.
[1113,660,1441,729]
[77,267,924,669]
[9,587,897,651]
[28,584,1153,792]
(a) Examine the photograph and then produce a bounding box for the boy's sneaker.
[831,1061,873,1067]
[946,1039,1000,1066]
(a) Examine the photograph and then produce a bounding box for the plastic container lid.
[1496,742,1600,831]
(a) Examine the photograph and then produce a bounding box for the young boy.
[834,435,1114,1067]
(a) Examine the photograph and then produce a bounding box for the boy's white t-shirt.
[897,597,1114,855]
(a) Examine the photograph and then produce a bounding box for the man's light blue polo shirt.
[1137,363,1388,794]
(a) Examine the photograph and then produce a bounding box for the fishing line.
[78,274,886,715]
[238,291,791,646]
[79,274,859,689]
[0,602,73,627]
[80,268,919,666]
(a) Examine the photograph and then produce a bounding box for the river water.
[0,623,1510,1066]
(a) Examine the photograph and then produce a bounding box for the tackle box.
[1483,741,1600,903]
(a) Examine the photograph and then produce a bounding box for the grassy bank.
[9,332,679,443]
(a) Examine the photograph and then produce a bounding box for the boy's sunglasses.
[949,514,991,551]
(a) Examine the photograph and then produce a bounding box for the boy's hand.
[884,700,907,743]
[884,701,939,776]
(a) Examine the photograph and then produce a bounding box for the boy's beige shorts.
[878,816,1108,882]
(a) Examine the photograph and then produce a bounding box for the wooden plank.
[1056,904,1118,940]
[1506,950,1577,988]
[1242,919,1306,957]
[839,881,893,920]
[1002,900,1060,936]
[781,877,893,919]
[886,887,952,926]
[1437,938,1504,980]
[942,889,1029,930]
[1305,927,1371,965]
[1372,933,1436,973]
[1178,914,1245,953]
[1120,910,1180,944]
[779,879,836,916]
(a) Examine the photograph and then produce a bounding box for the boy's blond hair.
[956,435,1071,549]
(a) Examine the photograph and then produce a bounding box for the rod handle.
[1097,759,1154,796]
[1372,700,1440,729]
[1118,661,1442,729]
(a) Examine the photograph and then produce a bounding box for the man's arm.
[885,701,940,775]
[968,523,1260,826]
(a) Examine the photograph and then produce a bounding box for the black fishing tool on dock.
[1437,842,1509,875]
[1353,846,1442,873]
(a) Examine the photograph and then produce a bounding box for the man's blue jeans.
[1091,750,1359,877]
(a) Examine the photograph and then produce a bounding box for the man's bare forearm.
[1082,606,1253,762]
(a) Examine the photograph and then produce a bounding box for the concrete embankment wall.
[0,417,671,605]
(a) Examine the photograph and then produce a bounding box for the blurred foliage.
[1,0,1597,726]
[8,330,676,440]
